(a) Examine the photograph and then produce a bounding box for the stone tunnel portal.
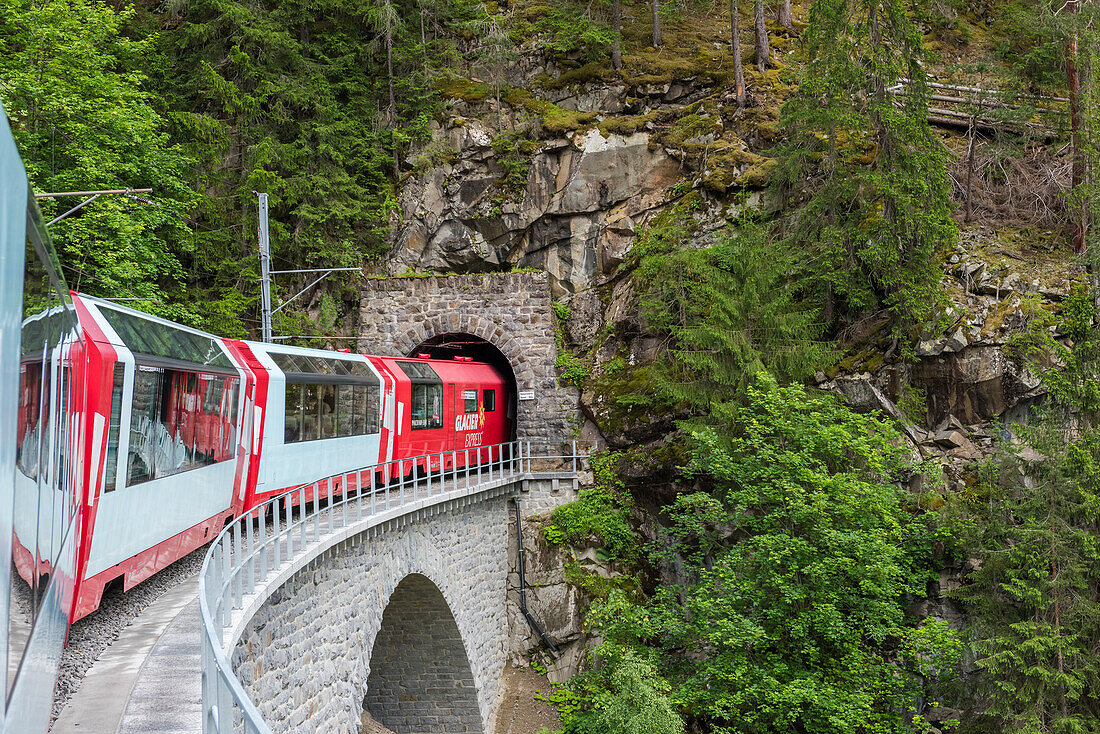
[364,573,483,734]
[411,332,518,442]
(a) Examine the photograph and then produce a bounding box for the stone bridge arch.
[232,491,514,734]
[364,573,481,732]
[358,271,577,448]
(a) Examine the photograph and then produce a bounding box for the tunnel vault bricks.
[358,271,577,448]
[232,494,511,734]
[364,574,482,732]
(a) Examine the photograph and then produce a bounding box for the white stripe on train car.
[252,405,262,455]
[89,412,105,506]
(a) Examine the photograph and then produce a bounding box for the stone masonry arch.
[358,271,577,448]
[232,493,512,734]
[364,573,482,732]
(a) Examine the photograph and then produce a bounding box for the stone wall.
[358,271,577,449]
[233,494,511,734]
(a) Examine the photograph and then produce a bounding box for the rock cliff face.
[378,51,1084,681]
[389,118,682,297]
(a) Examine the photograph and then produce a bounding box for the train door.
[445,383,456,456]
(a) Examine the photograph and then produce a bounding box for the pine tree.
[777,0,792,29]
[730,0,745,104]
[774,0,956,329]
[753,0,768,72]
[634,221,834,413]
[651,0,662,47]
[954,292,1100,732]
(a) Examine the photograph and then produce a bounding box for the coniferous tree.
[730,0,745,104]
[611,0,622,70]
[651,0,662,47]
[774,0,956,329]
[954,289,1100,733]
[778,0,792,29]
[753,0,768,72]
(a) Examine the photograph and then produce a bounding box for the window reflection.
[125,365,239,486]
[411,384,443,430]
[9,188,84,697]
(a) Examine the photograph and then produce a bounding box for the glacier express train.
[65,296,514,620]
[1,105,514,730]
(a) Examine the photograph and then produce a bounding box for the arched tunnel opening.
[410,333,518,441]
[363,574,483,734]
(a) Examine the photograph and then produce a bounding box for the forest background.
[6,0,1100,732]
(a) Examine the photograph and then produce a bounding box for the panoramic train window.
[275,350,381,444]
[483,389,495,412]
[126,365,239,486]
[103,363,125,491]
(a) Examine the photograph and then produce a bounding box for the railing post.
[451,450,458,491]
[371,476,377,515]
[231,522,242,610]
[259,502,268,582]
[464,449,470,490]
[527,440,532,473]
[298,488,306,550]
[489,446,494,482]
[328,481,334,534]
[245,516,255,596]
[219,540,231,628]
[313,482,321,542]
[412,461,418,503]
[270,499,279,569]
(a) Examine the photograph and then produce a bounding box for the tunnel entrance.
[410,333,518,441]
[363,574,483,734]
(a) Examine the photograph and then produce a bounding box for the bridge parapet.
[199,442,589,734]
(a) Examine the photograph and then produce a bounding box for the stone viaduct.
[218,273,585,734]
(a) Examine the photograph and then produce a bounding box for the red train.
[16,293,513,622]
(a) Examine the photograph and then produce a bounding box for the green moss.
[542,106,598,136]
[598,113,659,137]
[502,87,598,136]
[545,61,612,89]
[737,157,778,188]
[700,146,765,192]
[435,76,491,103]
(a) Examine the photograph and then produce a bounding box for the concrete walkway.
[52,578,201,734]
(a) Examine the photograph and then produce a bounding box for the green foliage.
[560,642,684,734]
[547,453,638,564]
[529,2,615,64]
[633,218,835,413]
[0,0,200,324]
[490,129,536,197]
[774,0,957,331]
[560,376,959,734]
[897,385,928,426]
[952,291,1100,734]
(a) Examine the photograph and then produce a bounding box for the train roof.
[75,294,237,371]
[372,354,507,385]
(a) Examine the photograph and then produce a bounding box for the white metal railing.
[198,440,589,734]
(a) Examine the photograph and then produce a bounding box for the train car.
[368,355,513,481]
[1,105,88,733]
[67,295,247,620]
[224,339,386,510]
